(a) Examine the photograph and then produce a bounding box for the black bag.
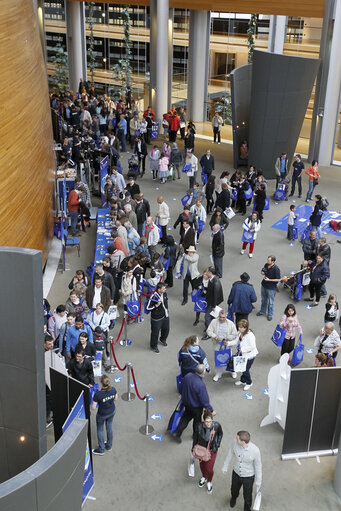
[94,336,105,352]
[313,178,319,186]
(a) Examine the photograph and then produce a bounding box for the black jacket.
[254,188,266,209]
[200,154,215,173]
[206,276,224,307]
[215,189,230,210]
[135,139,148,156]
[67,358,94,386]
[192,421,223,453]
[126,182,140,198]
[317,243,331,264]
[146,292,169,320]
[212,230,225,258]
[181,227,196,250]
[135,201,148,223]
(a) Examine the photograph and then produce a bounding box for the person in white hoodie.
[207,310,238,382]
[185,149,199,189]
[144,216,160,259]
[156,196,170,242]
[227,319,258,391]
[240,211,261,259]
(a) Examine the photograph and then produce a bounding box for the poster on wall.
[100,156,108,206]
[62,391,94,505]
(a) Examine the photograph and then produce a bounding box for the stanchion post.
[120,311,131,346]
[139,394,154,436]
[108,336,117,373]
[121,362,135,401]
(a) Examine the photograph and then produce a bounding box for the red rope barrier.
[139,275,163,297]
[131,366,147,401]
[110,342,127,371]
[127,296,142,320]
[111,316,126,345]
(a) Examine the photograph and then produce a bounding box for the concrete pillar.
[65,1,87,94]
[155,0,169,122]
[149,0,157,110]
[268,15,287,54]
[168,9,174,109]
[188,10,210,122]
[32,0,47,61]
[317,0,341,164]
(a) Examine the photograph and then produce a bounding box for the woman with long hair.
[227,319,258,391]
[178,335,210,376]
[279,303,303,357]
[91,374,118,455]
[241,211,261,258]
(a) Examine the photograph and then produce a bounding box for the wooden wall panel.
[0,0,55,264]
[70,0,325,18]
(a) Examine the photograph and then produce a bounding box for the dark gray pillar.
[0,248,46,483]
[65,1,87,93]
[334,432,341,498]
[230,64,252,169]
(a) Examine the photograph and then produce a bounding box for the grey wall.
[0,247,46,483]
[248,50,320,179]
[230,64,252,169]
[0,418,87,511]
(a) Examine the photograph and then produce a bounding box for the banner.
[100,156,109,205]
[62,392,94,505]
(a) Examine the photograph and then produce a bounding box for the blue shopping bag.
[126,292,141,318]
[231,190,237,201]
[214,341,231,367]
[301,223,312,243]
[160,253,170,271]
[244,186,253,200]
[154,219,163,239]
[271,324,286,347]
[197,219,205,235]
[134,129,141,137]
[89,383,99,405]
[151,123,159,139]
[291,335,304,366]
[167,399,185,434]
[227,305,234,322]
[292,225,298,240]
[176,374,182,392]
[182,164,192,173]
[194,295,207,313]
[242,229,254,243]
[201,172,207,185]
[294,273,303,301]
[275,188,286,201]
[181,194,191,206]
[264,197,270,210]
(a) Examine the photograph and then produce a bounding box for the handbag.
[126,291,141,318]
[108,304,119,320]
[167,399,185,434]
[188,455,195,477]
[227,305,234,322]
[225,207,236,220]
[201,172,208,185]
[291,334,304,366]
[194,295,208,313]
[294,273,303,301]
[313,177,319,186]
[160,253,170,271]
[197,219,205,235]
[176,374,182,392]
[271,325,287,347]
[301,223,312,243]
[242,229,254,243]
[244,186,253,200]
[275,188,286,201]
[253,490,262,510]
[193,428,215,462]
[214,341,231,367]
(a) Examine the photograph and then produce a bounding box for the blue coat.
[228,281,257,314]
[310,259,330,284]
[181,372,212,411]
[178,345,209,376]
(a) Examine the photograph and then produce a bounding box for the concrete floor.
[46,137,341,510]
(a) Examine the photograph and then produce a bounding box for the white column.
[155,0,169,122]
[187,10,210,122]
[149,0,157,110]
[318,0,341,165]
[168,9,174,108]
[65,1,87,93]
[268,15,287,54]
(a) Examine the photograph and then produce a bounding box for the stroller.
[280,266,310,301]
[275,176,290,201]
[127,154,140,178]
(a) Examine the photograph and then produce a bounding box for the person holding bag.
[193,409,223,494]
[305,160,320,202]
[207,309,238,382]
[279,304,303,357]
[227,319,258,391]
[178,335,210,376]
[241,212,261,258]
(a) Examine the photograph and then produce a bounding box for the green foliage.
[49,43,69,94]
[215,91,232,125]
[247,14,258,64]
[88,2,96,86]
[112,8,133,97]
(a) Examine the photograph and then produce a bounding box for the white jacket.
[190,204,207,223]
[207,318,238,348]
[228,331,258,360]
[314,328,341,354]
[145,222,160,247]
[158,201,170,226]
[243,218,261,240]
[185,154,198,176]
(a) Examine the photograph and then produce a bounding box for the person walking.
[212,112,223,143]
[171,364,215,443]
[146,282,170,353]
[202,267,224,339]
[207,309,238,382]
[227,272,257,325]
[156,196,170,242]
[211,224,225,278]
[185,149,199,189]
[222,430,262,511]
[175,246,200,305]
[178,335,210,376]
[200,149,215,179]
[240,212,261,258]
[227,319,258,391]
[256,255,281,321]
[91,374,118,455]
[194,410,223,494]
[289,154,304,198]
[310,194,325,239]
[305,160,320,202]
[170,142,182,180]
[279,304,303,357]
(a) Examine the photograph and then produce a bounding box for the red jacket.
[68,190,79,212]
[114,237,128,257]
[169,115,180,132]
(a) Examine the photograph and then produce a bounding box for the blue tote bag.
[231,190,237,201]
[294,273,303,301]
[301,223,312,243]
[181,194,191,206]
[275,188,286,201]
[227,305,234,322]
[160,253,170,271]
[241,229,254,243]
[214,341,231,367]
[271,324,286,347]
[167,399,185,434]
[291,335,304,366]
[201,171,207,185]
[182,164,192,173]
[126,291,141,318]
[244,186,253,200]
[197,219,205,235]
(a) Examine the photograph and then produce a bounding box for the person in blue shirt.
[228,272,257,325]
[66,316,93,358]
[92,374,118,455]
[289,154,304,198]
[117,114,127,152]
[275,152,288,187]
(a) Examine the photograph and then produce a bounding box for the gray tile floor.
[47,138,341,510]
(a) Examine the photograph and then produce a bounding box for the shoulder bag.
[192,428,215,462]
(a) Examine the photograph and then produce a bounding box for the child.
[325,294,339,323]
[287,204,298,240]
[146,270,159,293]
[329,220,341,232]
[93,326,110,371]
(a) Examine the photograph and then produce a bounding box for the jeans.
[205,306,214,329]
[212,256,223,278]
[287,225,294,240]
[260,286,276,318]
[137,222,145,237]
[69,210,79,236]
[96,411,115,452]
[183,274,192,302]
[314,225,322,238]
[200,451,217,483]
[231,470,255,511]
[117,129,126,152]
[240,357,255,385]
[291,175,302,196]
[306,180,315,201]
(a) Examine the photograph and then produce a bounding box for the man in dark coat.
[180,220,196,251]
[202,267,224,338]
[134,136,148,175]
[228,272,257,324]
[86,275,111,312]
[200,149,215,177]
[211,224,225,278]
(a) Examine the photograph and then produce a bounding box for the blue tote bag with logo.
[291,335,304,366]
[271,324,286,347]
[214,341,231,367]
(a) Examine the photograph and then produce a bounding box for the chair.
[64,234,80,257]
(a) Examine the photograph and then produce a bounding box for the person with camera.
[256,255,281,321]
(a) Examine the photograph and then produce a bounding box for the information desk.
[95,208,112,264]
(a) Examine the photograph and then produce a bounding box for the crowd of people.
[46,85,340,507]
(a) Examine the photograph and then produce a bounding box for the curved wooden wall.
[0,0,55,264]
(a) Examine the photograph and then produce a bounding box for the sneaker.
[201,334,210,340]
[151,347,160,354]
[256,312,264,316]
[248,253,253,258]
[92,448,105,456]
[240,250,245,255]
[267,316,273,321]
[235,381,244,386]
[213,374,222,382]
[193,320,199,326]
[244,383,253,391]
[231,372,237,379]
[230,497,237,508]
[159,340,168,347]
[198,477,207,488]
[311,302,319,307]
[207,482,213,494]
[105,443,112,451]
